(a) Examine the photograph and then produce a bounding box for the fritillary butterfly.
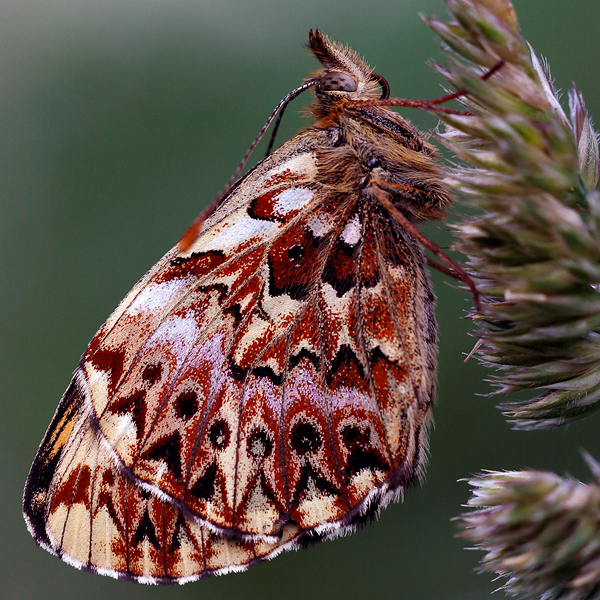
[24,30,456,584]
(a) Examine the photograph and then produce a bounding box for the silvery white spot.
[329,387,377,412]
[307,212,335,237]
[128,280,186,316]
[219,213,274,246]
[151,313,200,360]
[341,214,361,246]
[270,153,317,178]
[115,413,134,440]
[273,188,313,216]
[202,210,275,253]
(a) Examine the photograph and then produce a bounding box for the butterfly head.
[304,30,451,222]
[308,29,388,114]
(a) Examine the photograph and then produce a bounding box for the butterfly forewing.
[24,29,449,582]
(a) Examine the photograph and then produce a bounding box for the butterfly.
[23,29,460,584]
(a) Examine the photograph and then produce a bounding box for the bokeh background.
[1,1,599,598]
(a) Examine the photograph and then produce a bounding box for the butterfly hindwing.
[23,376,303,583]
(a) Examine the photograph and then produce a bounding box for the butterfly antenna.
[179,78,318,252]
[264,107,287,158]
[223,78,320,195]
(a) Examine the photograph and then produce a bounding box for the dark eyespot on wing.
[142,363,163,384]
[291,422,322,454]
[142,432,184,482]
[175,391,199,421]
[190,463,218,502]
[208,421,230,450]
[248,429,273,459]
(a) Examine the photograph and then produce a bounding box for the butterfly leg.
[370,183,481,312]
[346,60,505,115]
[423,60,506,106]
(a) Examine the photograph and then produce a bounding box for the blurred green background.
[1,1,599,598]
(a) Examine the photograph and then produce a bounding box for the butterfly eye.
[319,71,358,93]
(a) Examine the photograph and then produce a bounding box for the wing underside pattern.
[24,75,442,581]
[24,379,302,583]
[81,142,436,539]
